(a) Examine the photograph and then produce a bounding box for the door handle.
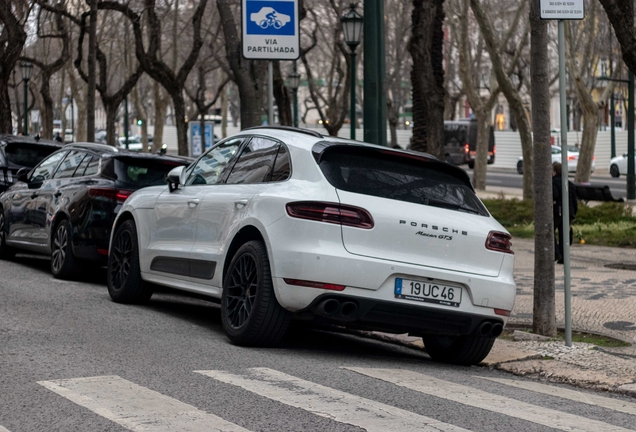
[30,193,38,199]
[187,199,200,207]
[234,199,249,208]
[54,191,62,198]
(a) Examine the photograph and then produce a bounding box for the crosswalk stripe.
[38,375,249,432]
[478,376,636,416]
[195,368,470,432]
[345,368,634,432]
[0,426,11,432]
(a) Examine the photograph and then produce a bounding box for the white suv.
[107,127,516,365]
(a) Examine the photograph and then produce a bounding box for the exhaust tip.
[340,302,358,318]
[491,323,503,338]
[478,322,493,337]
[322,299,340,315]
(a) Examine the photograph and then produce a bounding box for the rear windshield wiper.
[423,198,481,215]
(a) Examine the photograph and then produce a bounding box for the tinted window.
[186,138,243,186]
[4,144,59,168]
[319,146,488,216]
[226,137,279,184]
[73,154,93,177]
[113,157,187,188]
[53,151,88,178]
[269,144,291,182]
[30,151,67,182]
[83,156,101,177]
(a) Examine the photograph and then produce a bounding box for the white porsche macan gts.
[107,126,516,365]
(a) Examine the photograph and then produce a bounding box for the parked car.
[443,118,495,168]
[0,134,62,194]
[0,142,191,279]
[106,126,516,365]
[609,153,636,177]
[516,145,595,174]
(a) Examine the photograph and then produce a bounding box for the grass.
[482,199,636,248]
[501,328,631,348]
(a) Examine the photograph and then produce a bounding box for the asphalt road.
[469,168,629,200]
[2,256,636,431]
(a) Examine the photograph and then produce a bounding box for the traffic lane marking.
[345,367,634,432]
[478,376,636,416]
[196,368,470,432]
[38,375,249,432]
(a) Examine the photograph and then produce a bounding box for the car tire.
[468,161,475,169]
[221,240,291,347]
[0,209,16,260]
[516,160,523,175]
[51,219,81,279]
[107,219,153,304]
[423,334,495,366]
[610,164,620,178]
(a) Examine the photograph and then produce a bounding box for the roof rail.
[242,125,323,138]
[65,142,119,152]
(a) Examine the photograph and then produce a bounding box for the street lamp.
[19,62,33,135]
[341,2,363,140]
[67,95,75,142]
[287,64,301,128]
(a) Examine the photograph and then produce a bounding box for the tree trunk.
[172,94,189,155]
[387,99,399,147]
[0,79,14,134]
[599,0,636,76]
[153,82,169,152]
[408,0,446,158]
[86,0,98,142]
[0,1,27,133]
[530,1,556,337]
[105,103,119,147]
[575,106,599,183]
[40,74,55,140]
[273,62,292,126]
[69,66,87,142]
[221,88,228,138]
[472,111,490,190]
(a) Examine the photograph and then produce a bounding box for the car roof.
[61,142,193,163]
[0,134,62,148]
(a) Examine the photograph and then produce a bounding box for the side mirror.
[16,167,29,183]
[167,166,185,192]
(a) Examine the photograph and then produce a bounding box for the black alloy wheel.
[107,219,152,303]
[221,241,291,347]
[50,219,80,279]
[0,210,16,259]
[610,164,620,178]
[517,160,524,175]
[424,333,495,366]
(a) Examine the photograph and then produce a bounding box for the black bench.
[574,183,624,203]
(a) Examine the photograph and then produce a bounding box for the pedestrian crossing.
[34,367,636,432]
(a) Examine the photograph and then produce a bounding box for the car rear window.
[4,144,59,167]
[112,157,187,189]
[318,146,488,216]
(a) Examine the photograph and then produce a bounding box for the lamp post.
[20,62,33,136]
[287,63,301,128]
[341,2,363,140]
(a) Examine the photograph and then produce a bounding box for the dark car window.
[4,143,60,168]
[30,151,67,183]
[72,154,93,177]
[53,151,88,179]
[82,156,101,177]
[318,146,488,216]
[112,157,188,189]
[269,144,291,182]
[186,138,243,186]
[226,137,279,184]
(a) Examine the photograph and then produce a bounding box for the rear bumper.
[301,294,504,337]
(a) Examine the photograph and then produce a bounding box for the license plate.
[395,278,462,307]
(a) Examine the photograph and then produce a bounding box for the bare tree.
[22,3,70,140]
[452,0,500,190]
[530,0,556,337]
[0,0,30,133]
[470,0,533,200]
[100,0,209,155]
[565,1,617,183]
[408,0,445,158]
[598,0,636,75]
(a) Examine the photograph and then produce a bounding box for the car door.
[7,150,67,248]
[190,136,283,290]
[32,150,88,247]
[145,137,245,281]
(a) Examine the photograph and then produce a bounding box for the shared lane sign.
[242,0,300,60]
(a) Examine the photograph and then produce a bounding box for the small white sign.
[540,0,584,20]
[242,0,299,60]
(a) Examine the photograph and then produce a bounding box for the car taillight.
[485,231,513,254]
[493,145,496,154]
[88,188,133,203]
[464,144,470,153]
[568,155,577,161]
[286,201,374,229]
[283,278,346,291]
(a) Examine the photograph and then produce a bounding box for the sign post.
[242,0,300,126]
[189,121,214,157]
[541,0,584,347]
